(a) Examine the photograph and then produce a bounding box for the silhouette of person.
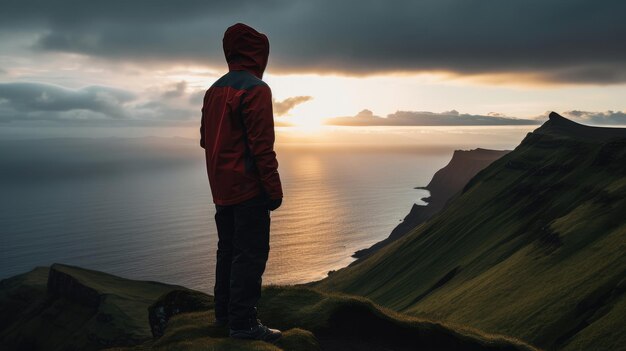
[200,23,283,341]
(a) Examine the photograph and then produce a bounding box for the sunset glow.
[2,2,626,350]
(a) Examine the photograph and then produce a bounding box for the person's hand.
[267,198,282,211]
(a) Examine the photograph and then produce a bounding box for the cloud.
[326,109,541,126]
[161,81,187,99]
[558,110,626,125]
[0,0,624,83]
[188,90,206,105]
[0,81,197,124]
[0,82,135,122]
[273,96,312,116]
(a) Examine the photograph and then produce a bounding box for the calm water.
[0,126,534,292]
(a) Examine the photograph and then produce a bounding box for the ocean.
[0,126,535,292]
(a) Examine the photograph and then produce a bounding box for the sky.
[0,0,625,139]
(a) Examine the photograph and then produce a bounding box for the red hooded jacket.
[200,23,283,206]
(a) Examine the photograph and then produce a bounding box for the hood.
[223,23,269,79]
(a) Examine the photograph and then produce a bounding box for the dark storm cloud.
[1,0,624,84]
[0,82,135,121]
[273,96,312,116]
[0,0,270,27]
[326,109,541,126]
[0,82,198,124]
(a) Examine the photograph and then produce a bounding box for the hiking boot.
[229,320,282,342]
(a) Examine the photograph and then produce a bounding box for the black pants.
[214,194,270,330]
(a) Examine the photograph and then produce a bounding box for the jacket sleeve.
[200,89,208,149]
[241,84,283,199]
[200,111,206,149]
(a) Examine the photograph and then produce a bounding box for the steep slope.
[316,113,626,351]
[354,148,509,259]
[0,264,538,351]
[0,263,185,350]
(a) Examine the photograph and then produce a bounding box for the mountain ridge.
[316,112,626,351]
[536,112,626,141]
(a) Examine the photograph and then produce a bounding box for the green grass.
[0,264,186,350]
[315,115,626,350]
[109,285,537,351]
[52,263,190,338]
[108,308,319,351]
[1,265,537,351]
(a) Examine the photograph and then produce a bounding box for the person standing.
[200,23,283,342]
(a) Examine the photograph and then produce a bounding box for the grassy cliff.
[0,264,537,351]
[0,263,186,350]
[316,113,626,350]
[354,148,510,260]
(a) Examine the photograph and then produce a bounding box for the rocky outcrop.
[47,264,102,308]
[0,263,182,351]
[148,289,214,338]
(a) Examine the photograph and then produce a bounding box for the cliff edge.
[0,264,538,351]
[353,148,509,260]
